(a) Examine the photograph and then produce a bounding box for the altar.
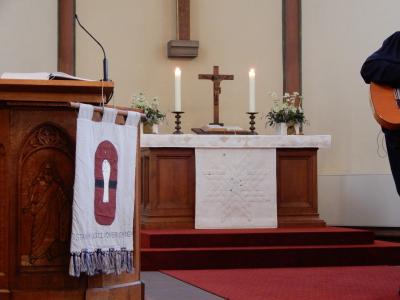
[140,134,331,229]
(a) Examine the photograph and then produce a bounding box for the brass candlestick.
[247,112,258,135]
[172,111,184,134]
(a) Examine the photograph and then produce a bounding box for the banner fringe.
[69,248,134,277]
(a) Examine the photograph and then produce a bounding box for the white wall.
[319,174,400,226]
[302,0,400,225]
[76,0,282,134]
[0,0,57,73]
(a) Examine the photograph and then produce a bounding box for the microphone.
[75,14,109,82]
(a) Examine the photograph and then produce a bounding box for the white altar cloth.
[141,134,331,149]
[195,148,277,229]
[141,134,331,229]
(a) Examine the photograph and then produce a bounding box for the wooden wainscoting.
[277,148,325,227]
[141,148,195,229]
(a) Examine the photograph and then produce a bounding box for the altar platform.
[140,134,331,229]
[141,226,400,270]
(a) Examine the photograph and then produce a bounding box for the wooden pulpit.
[0,79,143,299]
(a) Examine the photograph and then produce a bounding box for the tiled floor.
[141,271,224,300]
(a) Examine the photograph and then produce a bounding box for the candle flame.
[249,68,255,77]
[175,67,181,76]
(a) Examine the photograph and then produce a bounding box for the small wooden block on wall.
[167,40,199,58]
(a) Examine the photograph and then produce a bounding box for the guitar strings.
[395,89,400,107]
[395,89,400,100]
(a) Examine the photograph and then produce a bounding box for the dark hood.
[361,31,400,87]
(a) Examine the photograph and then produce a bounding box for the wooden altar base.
[141,227,400,270]
[141,147,326,229]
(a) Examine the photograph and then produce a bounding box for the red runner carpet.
[163,266,400,300]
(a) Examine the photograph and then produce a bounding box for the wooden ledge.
[0,79,114,104]
[167,40,199,58]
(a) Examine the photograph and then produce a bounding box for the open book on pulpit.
[1,71,94,81]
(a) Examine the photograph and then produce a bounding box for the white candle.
[249,68,256,112]
[174,67,182,111]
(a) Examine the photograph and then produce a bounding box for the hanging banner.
[69,104,141,277]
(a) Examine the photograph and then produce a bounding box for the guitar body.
[370,82,400,130]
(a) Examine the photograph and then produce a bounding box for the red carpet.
[163,266,400,300]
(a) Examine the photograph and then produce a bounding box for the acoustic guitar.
[369,82,400,130]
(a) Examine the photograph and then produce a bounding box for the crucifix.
[199,66,234,126]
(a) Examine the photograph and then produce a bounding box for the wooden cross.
[199,66,234,126]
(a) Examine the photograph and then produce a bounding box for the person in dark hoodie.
[361,31,400,196]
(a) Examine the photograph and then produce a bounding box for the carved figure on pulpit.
[24,161,71,264]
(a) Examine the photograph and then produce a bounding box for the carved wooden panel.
[6,109,82,291]
[18,123,74,271]
[277,148,325,227]
[141,148,195,229]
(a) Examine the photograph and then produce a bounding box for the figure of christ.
[24,161,71,264]
[199,66,234,126]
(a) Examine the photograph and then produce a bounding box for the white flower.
[269,91,278,100]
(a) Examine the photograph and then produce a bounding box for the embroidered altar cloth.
[195,148,277,228]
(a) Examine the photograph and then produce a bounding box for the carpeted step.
[141,227,375,248]
[141,240,400,271]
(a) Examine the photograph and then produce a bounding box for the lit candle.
[249,68,256,112]
[174,67,182,111]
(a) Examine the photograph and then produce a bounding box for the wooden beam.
[168,0,198,58]
[283,0,301,93]
[177,0,190,40]
[58,0,75,75]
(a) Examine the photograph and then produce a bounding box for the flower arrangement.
[131,93,166,126]
[266,91,307,127]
